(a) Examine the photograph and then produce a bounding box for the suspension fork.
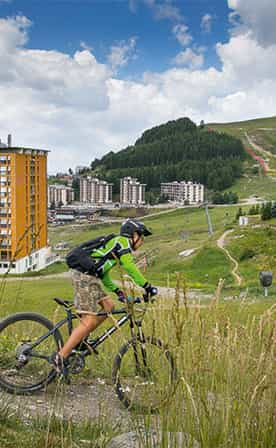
[132,320,148,374]
[129,317,140,372]
[137,323,148,369]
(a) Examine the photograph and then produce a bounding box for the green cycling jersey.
[91,235,147,293]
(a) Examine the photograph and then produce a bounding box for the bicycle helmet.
[120,219,152,238]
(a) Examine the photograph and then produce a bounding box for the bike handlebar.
[124,290,157,305]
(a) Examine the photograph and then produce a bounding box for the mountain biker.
[52,219,158,376]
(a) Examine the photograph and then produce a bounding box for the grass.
[110,206,169,218]
[0,283,275,447]
[209,115,276,139]
[253,129,276,156]
[0,406,118,447]
[0,261,68,278]
[225,225,276,286]
[225,175,276,200]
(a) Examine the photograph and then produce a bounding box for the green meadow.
[47,204,276,291]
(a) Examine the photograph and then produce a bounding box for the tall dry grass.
[144,279,276,447]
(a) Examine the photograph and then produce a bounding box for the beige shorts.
[71,270,107,314]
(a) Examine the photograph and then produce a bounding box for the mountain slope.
[209,116,276,200]
[90,117,245,193]
[209,116,276,170]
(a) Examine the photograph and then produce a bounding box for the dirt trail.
[0,378,130,427]
[244,131,276,176]
[245,132,275,160]
[217,229,242,286]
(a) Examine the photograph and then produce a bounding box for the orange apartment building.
[0,138,54,273]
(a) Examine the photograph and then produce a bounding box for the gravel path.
[1,378,131,427]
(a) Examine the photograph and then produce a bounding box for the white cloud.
[173,48,204,69]
[201,14,212,33]
[128,0,137,13]
[1,12,276,173]
[107,37,137,72]
[217,33,276,83]
[80,41,93,52]
[0,15,30,53]
[172,23,192,47]
[228,0,276,46]
[144,0,182,22]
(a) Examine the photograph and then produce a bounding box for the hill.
[90,117,246,193]
[209,116,276,200]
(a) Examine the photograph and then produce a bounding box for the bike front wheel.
[112,336,177,412]
[0,312,63,394]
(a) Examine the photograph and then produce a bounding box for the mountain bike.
[0,293,177,412]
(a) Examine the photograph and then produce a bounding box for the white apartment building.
[120,177,146,205]
[161,181,204,204]
[48,184,74,207]
[79,177,112,204]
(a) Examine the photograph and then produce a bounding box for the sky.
[0,0,276,173]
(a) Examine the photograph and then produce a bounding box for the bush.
[239,248,256,261]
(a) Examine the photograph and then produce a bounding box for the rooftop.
[0,147,50,154]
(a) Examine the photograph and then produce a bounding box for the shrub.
[239,247,255,261]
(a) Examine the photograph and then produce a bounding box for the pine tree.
[271,202,276,218]
[261,202,272,220]
[236,207,243,221]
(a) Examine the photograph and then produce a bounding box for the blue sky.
[0,0,276,172]
[1,0,230,74]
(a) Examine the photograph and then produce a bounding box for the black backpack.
[66,233,115,276]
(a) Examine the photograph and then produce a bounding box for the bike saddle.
[53,297,74,308]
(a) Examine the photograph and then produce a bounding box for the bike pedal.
[60,372,71,385]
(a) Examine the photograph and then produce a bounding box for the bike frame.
[30,301,147,361]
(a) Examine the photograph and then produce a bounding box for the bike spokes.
[0,319,58,391]
[114,338,176,411]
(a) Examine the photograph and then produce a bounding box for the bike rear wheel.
[0,312,63,394]
[112,336,177,412]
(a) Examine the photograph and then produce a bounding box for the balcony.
[0,210,11,217]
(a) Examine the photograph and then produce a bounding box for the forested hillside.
[90,117,246,192]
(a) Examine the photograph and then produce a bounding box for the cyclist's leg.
[58,271,113,360]
[98,296,115,313]
[60,296,115,357]
[59,312,105,359]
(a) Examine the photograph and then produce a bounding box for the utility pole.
[200,201,213,235]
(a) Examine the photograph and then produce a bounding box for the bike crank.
[67,352,86,374]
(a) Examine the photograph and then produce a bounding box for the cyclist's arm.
[119,252,147,288]
[101,271,118,293]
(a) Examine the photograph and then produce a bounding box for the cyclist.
[52,219,157,376]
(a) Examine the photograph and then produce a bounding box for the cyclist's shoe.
[50,352,70,384]
[143,283,158,300]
